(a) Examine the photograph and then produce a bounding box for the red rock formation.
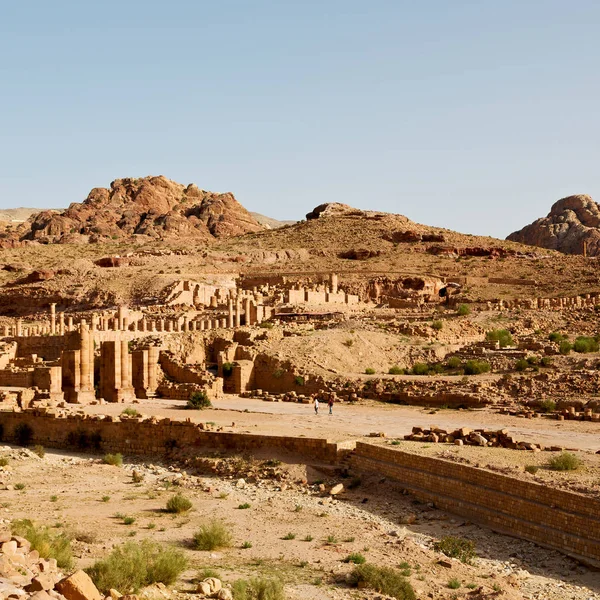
[22,175,263,244]
[507,194,600,255]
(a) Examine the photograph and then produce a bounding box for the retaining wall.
[350,442,600,566]
[0,410,346,464]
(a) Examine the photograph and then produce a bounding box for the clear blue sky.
[1,1,599,238]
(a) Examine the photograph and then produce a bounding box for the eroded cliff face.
[507,194,600,255]
[20,175,263,244]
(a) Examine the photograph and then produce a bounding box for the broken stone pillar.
[118,306,129,331]
[244,298,252,326]
[220,318,227,329]
[210,295,218,308]
[235,300,241,328]
[16,319,22,337]
[50,303,57,335]
[59,313,65,335]
[228,299,234,328]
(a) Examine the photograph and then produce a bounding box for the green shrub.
[548,332,564,342]
[526,355,539,365]
[14,483,25,490]
[121,407,140,417]
[197,567,221,580]
[432,320,443,331]
[294,376,305,386]
[348,564,415,600]
[282,532,296,540]
[123,517,135,525]
[559,341,572,355]
[388,365,404,375]
[541,356,553,367]
[14,423,33,446]
[548,451,582,471]
[0,457,9,467]
[539,399,556,412]
[573,336,599,353]
[448,578,461,589]
[193,520,232,550]
[446,356,461,369]
[166,493,193,514]
[241,541,252,549]
[103,453,123,467]
[344,553,366,564]
[486,329,514,348]
[433,536,476,564]
[457,304,470,316]
[364,368,376,375]
[259,322,273,329]
[515,359,528,372]
[86,539,187,593]
[187,391,212,410]
[343,339,354,348]
[524,465,539,474]
[33,445,45,458]
[464,360,490,375]
[238,503,251,510]
[232,577,284,600]
[412,363,429,376]
[222,362,234,377]
[12,519,73,569]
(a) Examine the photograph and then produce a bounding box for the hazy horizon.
[1,1,599,238]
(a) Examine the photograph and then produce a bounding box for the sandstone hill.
[507,194,600,256]
[10,176,264,244]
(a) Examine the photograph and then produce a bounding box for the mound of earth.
[507,194,600,255]
[18,175,264,244]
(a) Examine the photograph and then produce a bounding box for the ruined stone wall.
[0,411,343,464]
[350,443,600,566]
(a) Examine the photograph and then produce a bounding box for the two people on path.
[314,396,334,415]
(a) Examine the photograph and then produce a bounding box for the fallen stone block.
[55,570,103,600]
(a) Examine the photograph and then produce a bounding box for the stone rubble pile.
[404,426,565,452]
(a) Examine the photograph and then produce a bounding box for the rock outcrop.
[20,176,263,244]
[507,194,600,255]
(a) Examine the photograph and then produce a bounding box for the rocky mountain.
[249,212,296,229]
[13,176,263,244]
[507,194,600,256]
[0,207,59,222]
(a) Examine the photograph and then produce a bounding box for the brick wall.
[350,442,600,566]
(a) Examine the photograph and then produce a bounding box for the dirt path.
[80,397,600,451]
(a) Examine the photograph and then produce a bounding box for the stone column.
[147,345,160,397]
[235,299,241,328]
[121,339,131,391]
[59,313,65,335]
[227,299,234,328]
[50,303,57,335]
[244,297,252,326]
[118,306,129,331]
[16,319,22,337]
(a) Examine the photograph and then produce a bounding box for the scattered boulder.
[55,570,102,600]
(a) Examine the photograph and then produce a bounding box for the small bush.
[364,368,376,375]
[326,535,338,545]
[548,332,563,342]
[187,391,212,410]
[348,564,416,600]
[241,541,252,549]
[559,341,572,355]
[123,517,136,525]
[344,553,366,564]
[412,363,429,376]
[14,423,33,446]
[541,356,553,367]
[525,465,539,474]
[282,532,296,540]
[101,495,110,502]
[86,539,187,593]
[232,577,284,600]
[434,536,476,564]
[446,356,461,369]
[343,339,354,348]
[303,535,313,542]
[0,457,8,467]
[526,355,539,365]
[103,453,123,467]
[222,362,234,377]
[388,365,404,375]
[132,471,144,483]
[12,519,73,569]
[539,399,556,412]
[294,376,305,386]
[14,483,25,490]
[549,452,582,471]
[198,567,221,580]
[515,359,528,372]
[193,520,232,550]
[464,360,490,375]
[432,320,443,331]
[33,445,45,458]
[486,329,514,348]
[457,304,470,316]
[121,407,140,417]
[259,321,274,329]
[166,493,193,514]
[448,578,461,589]
[238,503,251,510]
[573,336,599,353]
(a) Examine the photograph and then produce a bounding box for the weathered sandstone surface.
[507,194,600,255]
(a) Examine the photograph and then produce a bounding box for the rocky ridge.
[8,176,264,244]
[507,194,600,255]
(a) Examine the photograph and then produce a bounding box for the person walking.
[314,397,319,415]
[328,397,334,415]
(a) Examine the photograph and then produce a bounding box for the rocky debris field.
[0,445,598,600]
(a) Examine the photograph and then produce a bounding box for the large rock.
[21,176,264,244]
[55,570,102,600]
[507,194,600,255]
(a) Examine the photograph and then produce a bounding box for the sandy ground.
[1,446,599,600]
